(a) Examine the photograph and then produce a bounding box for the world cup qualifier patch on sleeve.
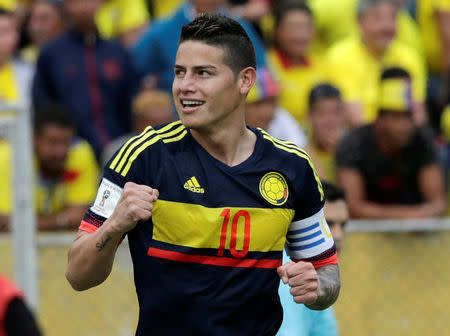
[90,178,123,218]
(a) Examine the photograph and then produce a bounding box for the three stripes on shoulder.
[109,121,186,176]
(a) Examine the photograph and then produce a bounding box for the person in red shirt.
[0,274,41,336]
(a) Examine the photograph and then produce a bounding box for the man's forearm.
[306,264,340,311]
[0,215,10,232]
[65,222,123,291]
[349,200,445,219]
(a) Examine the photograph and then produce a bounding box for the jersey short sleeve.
[335,128,364,170]
[79,127,154,234]
[413,127,440,167]
[286,154,338,268]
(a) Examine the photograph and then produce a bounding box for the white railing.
[0,103,38,310]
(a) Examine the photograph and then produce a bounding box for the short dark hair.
[179,13,256,76]
[34,103,74,134]
[322,181,346,202]
[308,83,342,109]
[273,0,313,28]
[357,0,398,18]
[380,66,411,80]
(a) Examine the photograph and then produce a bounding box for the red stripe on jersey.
[294,253,338,269]
[78,220,125,245]
[79,220,99,233]
[148,247,282,269]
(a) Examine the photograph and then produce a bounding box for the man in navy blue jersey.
[66,13,340,336]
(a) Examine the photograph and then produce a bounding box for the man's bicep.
[337,168,366,201]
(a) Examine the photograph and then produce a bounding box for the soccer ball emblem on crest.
[259,172,289,205]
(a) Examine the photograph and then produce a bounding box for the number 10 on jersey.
[217,209,251,258]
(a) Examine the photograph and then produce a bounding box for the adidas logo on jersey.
[184,176,205,194]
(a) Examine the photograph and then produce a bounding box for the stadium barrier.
[0,103,37,309]
[1,218,450,335]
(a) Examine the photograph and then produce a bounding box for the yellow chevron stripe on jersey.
[260,130,324,201]
[109,121,182,171]
[120,124,187,176]
[113,121,183,173]
[162,129,188,143]
[152,200,294,252]
[109,125,154,170]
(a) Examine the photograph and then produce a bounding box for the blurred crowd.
[0,0,449,232]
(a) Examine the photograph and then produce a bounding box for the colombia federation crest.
[259,172,289,205]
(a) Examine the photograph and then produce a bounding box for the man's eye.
[199,70,210,76]
[175,69,185,76]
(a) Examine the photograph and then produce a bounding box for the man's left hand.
[277,261,319,305]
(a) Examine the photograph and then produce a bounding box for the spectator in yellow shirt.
[416,0,450,76]
[309,0,423,56]
[0,8,33,109]
[0,104,99,231]
[96,0,150,46]
[326,0,426,127]
[304,83,345,183]
[415,0,450,132]
[268,0,325,127]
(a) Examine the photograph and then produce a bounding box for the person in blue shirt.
[32,0,139,159]
[132,0,268,93]
[278,181,349,336]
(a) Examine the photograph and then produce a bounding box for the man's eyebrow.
[173,65,217,70]
[193,65,217,70]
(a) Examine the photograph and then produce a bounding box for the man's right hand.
[107,182,159,234]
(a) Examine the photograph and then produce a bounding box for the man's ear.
[238,67,257,96]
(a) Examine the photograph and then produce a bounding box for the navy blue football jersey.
[81,121,337,336]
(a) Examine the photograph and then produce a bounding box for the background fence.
[1,219,450,336]
[2,105,450,335]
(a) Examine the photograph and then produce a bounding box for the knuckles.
[293,292,318,304]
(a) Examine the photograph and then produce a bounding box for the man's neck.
[190,117,256,167]
[362,37,387,60]
[373,123,398,156]
[0,58,10,70]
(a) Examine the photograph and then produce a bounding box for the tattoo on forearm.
[307,264,341,310]
[96,236,112,251]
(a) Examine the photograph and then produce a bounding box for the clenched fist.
[277,261,319,305]
[107,182,159,234]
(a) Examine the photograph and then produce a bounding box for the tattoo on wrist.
[96,236,112,251]
[307,264,341,310]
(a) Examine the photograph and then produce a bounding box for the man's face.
[0,15,18,63]
[28,2,65,46]
[309,98,344,146]
[245,97,277,130]
[324,199,348,252]
[359,2,397,53]
[34,124,74,175]
[377,111,415,149]
[64,0,102,28]
[172,41,243,131]
[275,10,314,59]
